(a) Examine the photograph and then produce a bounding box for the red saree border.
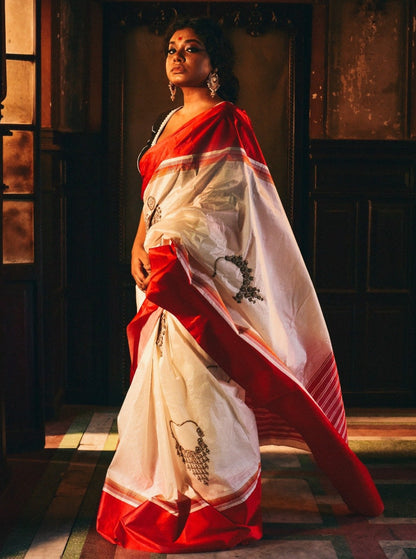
[139,101,268,196]
[97,469,262,553]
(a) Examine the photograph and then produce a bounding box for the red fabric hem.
[96,479,262,553]
[131,244,383,517]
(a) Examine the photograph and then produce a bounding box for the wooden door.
[310,140,416,406]
[103,2,312,403]
[0,0,44,452]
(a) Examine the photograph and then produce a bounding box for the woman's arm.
[131,212,151,290]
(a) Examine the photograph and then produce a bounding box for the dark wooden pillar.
[39,0,106,413]
[0,0,9,484]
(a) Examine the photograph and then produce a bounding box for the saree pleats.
[98,310,263,551]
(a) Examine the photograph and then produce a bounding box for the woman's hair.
[164,16,239,103]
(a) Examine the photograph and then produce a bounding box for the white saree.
[96,101,383,553]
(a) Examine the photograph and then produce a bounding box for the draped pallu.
[97,102,383,553]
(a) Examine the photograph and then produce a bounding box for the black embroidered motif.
[147,196,156,211]
[155,311,167,351]
[151,205,162,226]
[169,420,210,485]
[145,204,162,231]
[213,255,264,304]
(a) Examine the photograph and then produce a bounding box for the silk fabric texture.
[96,101,383,553]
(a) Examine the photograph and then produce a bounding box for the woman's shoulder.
[219,100,242,115]
[219,101,252,126]
[218,101,265,164]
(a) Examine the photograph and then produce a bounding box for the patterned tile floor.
[0,407,415,558]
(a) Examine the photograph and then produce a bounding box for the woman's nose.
[173,48,185,61]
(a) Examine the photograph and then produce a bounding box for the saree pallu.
[97,102,383,553]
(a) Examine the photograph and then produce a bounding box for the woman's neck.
[180,87,220,116]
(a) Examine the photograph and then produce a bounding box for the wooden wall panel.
[367,202,412,292]
[61,133,107,405]
[0,283,44,451]
[327,0,409,139]
[314,159,412,192]
[108,280,138,401]
[40,132,67,418]
[310,140,416,406]
[363,303,410,393]
[322,303,357,391]
[313,200,359,291]
[310,0,416,141]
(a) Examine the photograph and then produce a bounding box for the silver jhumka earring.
[207,70,220,98]
[168,82,176,102]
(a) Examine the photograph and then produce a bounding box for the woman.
[97,17,383,553]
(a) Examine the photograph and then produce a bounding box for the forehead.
[169,28,203,44]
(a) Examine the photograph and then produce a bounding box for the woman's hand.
[131,212,152,291]
[131,245,151,291]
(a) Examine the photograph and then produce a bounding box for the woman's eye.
[166,46,204,57]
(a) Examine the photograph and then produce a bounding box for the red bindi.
[178,36,182,40]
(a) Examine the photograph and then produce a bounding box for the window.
[1,0,36,264]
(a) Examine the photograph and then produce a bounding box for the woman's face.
[166,28,213,89]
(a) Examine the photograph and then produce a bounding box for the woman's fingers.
[131,252,151,290]
[134,265,152,291]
